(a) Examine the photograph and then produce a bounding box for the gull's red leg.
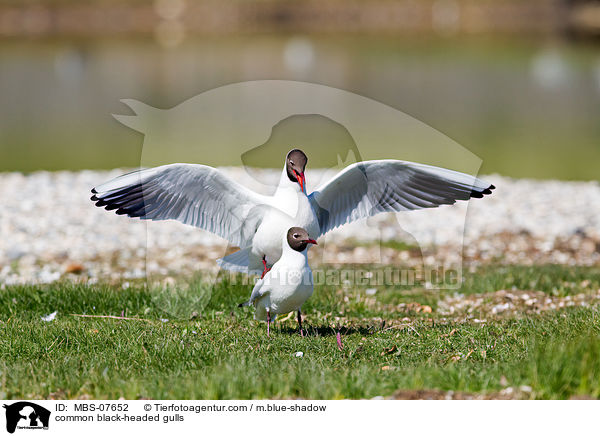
[261,255,269,279]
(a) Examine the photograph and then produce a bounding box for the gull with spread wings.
[91,149,494,277]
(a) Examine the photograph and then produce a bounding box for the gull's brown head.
[286,149,308,192]
[287,226,317,252]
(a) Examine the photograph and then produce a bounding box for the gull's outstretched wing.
[91,164,272,248]
[308,160,494,237]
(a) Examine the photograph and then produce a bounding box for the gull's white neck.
[276,163,304,194]
[272,163,319,232]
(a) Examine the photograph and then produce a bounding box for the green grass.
[1,264,600,399]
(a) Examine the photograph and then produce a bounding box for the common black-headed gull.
[238,227,317,337]
[91,149,494,276]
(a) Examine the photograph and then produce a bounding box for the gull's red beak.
[304,239,317,245]
[293,170,305,192]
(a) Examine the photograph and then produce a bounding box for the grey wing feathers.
[91,164,270,248]
[238,279,268,308]
[309,160,494,237]
[248,279,269,305]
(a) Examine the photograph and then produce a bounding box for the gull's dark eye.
[294,233,299,238]
[290,161,294,165]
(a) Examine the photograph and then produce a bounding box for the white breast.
[253,251,314,317]
[250,190,319,269]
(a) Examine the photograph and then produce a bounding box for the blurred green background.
[0,0,599,179]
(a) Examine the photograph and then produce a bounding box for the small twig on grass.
[70,314,155,323]
[408,325,421,336]
[276,311,294,323]
[45,336,65,354]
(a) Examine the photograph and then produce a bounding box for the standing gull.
[239,227,317,337]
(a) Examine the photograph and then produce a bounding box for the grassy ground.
[1,264,600,399]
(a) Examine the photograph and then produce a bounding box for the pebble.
[40,311,57,322]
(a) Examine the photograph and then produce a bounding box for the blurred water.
[0,35,598,179]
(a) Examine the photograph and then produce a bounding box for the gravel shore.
[1,169,599,285]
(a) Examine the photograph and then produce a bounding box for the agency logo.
[3,402,50,434]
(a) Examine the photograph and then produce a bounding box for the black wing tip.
[470,183,495,199]
[91,197,144,217]
[89,194,134,216]
[91,197,106,208]
[90,182,147,218]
